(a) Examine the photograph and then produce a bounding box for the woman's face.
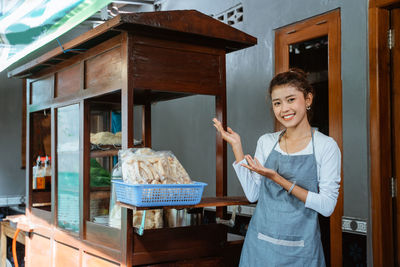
[270,85,312,129]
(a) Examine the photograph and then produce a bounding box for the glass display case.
[11,10,257,267]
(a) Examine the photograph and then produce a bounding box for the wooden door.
[275,10,343,267]
[369,1,400,266]
[392,8,400,266]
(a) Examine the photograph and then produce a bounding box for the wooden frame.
[275,9,343,267]
[369,1,400,266]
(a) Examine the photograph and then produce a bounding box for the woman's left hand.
[241,155,278,180]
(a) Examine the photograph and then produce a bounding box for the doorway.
[275,9,343,267]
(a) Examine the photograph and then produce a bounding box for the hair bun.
[288,68,307,78]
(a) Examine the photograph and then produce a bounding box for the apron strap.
[273,130,286,151]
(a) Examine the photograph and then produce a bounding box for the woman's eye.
[273,102,280,106]
[288,98,295,103]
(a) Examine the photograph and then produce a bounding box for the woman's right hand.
[212,118,241,146]
[213,118,245,163]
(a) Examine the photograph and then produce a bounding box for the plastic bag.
[119,148,192,185]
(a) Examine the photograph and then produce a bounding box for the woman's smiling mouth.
[282,114,295,121]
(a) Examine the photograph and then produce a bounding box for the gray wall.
[0,24,92,199]
[0,72,25,197]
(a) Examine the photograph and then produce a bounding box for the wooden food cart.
[8,10,257,266]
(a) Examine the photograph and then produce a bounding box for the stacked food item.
[109,148,192,230]
[120,148,192,185]
[90,131,141,146]
[91,131,122,145]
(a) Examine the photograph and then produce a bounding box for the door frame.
[275,9,343,267]
[369,0,400,266]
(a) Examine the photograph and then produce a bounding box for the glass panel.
[30,109,52,211]
[89,97,121,227]
[57,104,80,232]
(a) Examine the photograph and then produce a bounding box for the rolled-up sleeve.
[305,139,341,217]
[232,138,266,203]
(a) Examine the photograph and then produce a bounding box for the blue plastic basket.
[112,180,207,207]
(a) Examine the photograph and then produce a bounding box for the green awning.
[0,0,112,72]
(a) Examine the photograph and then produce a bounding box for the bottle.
[44,156,51,190]
[32,156,40,189]
[36,157,45,190]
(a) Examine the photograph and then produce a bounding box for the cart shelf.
[90,144,143,158]
[117,196,250,211]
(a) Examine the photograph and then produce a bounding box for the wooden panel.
[118,196,249,211]
[85,222,121,249]
[368,6,394,267]
[82,252,120,267]
[32,190,51,205]
[27,234,51,267]
[31,207,52,225]
[132,224,226,266]
[55,64,81,98]
[132,39,223,95]
[85,47,122,91]
[31,76,53,105]
[374,0,400,7]
[392,7,400,266]
[22,79,27,169]
[8,11,257,78]
[121,31,134,267]
[54,241,79,267]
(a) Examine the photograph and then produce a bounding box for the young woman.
[213,69,341,266]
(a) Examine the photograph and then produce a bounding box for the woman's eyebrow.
[272,94,296,101]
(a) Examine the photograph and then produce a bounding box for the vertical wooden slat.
[327,11,343,267]
[369,5,394,267]
[22,79,26,169]
[79,100,85,241]
[51,107,56,226]
[82,101,91,241]
[142,103,151,147]
[1,223,6,267]
[392,8,400,266]
[27,80,32,216]
[120,31,134,267]
[215,53,227,219]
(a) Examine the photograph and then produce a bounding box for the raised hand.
[241,155,277,180]
[212,118,244,162]
[212,118,241,146]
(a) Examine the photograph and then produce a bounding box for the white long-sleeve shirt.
[233,130,341,217]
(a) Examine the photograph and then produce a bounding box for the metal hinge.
[391,177,396,198]
[388,29,394,50]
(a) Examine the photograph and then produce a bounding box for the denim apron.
[239,130,325,267]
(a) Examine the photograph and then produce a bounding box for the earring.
[306,106,311,110]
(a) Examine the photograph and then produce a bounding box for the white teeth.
[283,114,294,119]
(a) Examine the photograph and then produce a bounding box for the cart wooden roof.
[8,10,257,78]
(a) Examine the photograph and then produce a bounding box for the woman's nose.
[281,102,290,112]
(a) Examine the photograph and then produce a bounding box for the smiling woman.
[213,68,341,267]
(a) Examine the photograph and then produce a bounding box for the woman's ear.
[305,92,313,107]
